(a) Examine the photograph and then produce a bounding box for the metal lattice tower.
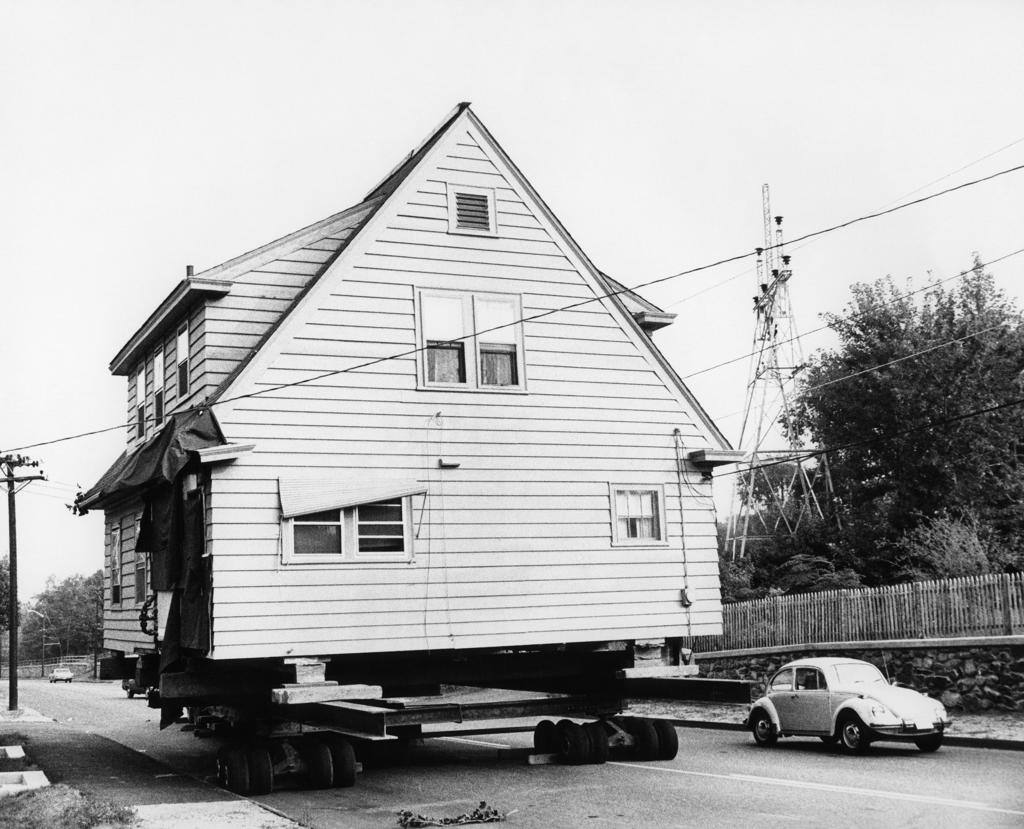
[725,185,837,559]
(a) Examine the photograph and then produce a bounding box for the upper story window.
[153,347,165,426]
[135,365,146,439]
[418,290,525,391]
[109,524,123,605]
[446,184,497,236]
[609,485,668,546]
[176,323,189,398]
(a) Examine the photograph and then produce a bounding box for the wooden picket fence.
[687,572,1024,653]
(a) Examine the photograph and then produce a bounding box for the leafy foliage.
[397,802,507,827]
[20,570,103,661]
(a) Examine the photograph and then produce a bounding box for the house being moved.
[79,103,739,736]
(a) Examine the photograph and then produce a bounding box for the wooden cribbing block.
[272,683,384,705]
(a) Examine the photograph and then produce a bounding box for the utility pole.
[2,453,45,711]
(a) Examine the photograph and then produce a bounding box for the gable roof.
[115,103,731,451]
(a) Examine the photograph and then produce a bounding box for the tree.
[784,259,1024,582]
[20,570,103,661]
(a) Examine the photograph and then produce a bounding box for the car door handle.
[790,694,799,699]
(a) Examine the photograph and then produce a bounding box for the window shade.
[278,477,426,518]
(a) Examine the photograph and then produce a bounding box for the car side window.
[795,668,826,691]
[769,669,793,692]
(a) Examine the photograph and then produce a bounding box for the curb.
[663,717,1024,751]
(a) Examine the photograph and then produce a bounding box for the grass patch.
[0,783,135,829]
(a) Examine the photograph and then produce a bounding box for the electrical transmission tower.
[725,185,837,560]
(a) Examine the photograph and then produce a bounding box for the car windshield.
[833,663,886,686]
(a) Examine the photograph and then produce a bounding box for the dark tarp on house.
[76,409,224,726]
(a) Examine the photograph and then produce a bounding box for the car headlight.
[869,703,897,720]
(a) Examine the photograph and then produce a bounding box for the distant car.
[122,677,145,699]
[49,667,74,683]
[747,657,952,753]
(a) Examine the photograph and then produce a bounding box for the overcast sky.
[3,0,1023,598]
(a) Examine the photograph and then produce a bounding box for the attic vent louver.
[455,192,490,230]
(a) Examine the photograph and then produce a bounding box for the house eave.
[634,311,677,333]
[109,277,232,376]
[687,449,747,468]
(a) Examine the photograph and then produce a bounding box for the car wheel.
[623,717,660,761]
[533,719,558,754]
[555,720,590,765]
[914,734,943,753]
[838,713,870,754]
[127,689,135,699]
[750,710,777,747]
[652,719,679,760]
[247,746,274,795]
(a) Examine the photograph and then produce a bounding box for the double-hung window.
[418,290,525,390]
[609,484,668,546]
[135,365,146,439]
[152,347,165,426]
[110,524,122,605]
[134,552,148,605]
[177,323,189,398]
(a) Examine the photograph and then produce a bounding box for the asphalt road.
[13,679,1024,828]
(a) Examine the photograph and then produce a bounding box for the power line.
[4,160,1024,455]
[714,395,1024,480]
[681,246,1024,381]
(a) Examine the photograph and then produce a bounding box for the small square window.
[357,498,405,554]
[609,485,667,546]
[293,508,343,556]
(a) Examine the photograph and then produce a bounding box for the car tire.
[302,737,334,789]
[652,719,679,760]
[584,722,609,764]
[750,709,777,747]
[127,689,135,699]
[218,746,250,795]
[247,746,274,795]
[534,719,558,754]
[623,717,660,761]
[319,734,357,788]
[818,735,838,745]
[837,713,870,754]
[555,720,590,765]
[914,734,943,753]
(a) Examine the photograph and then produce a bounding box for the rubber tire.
[626,712,659,757]
[320,734,357,787]
[555,720,590,765]
[584,722,609,764]
[219,747,250,795]
[302,738,334,789]
[837,713,870,754]
[534,719,558,754]
[750,710,777,747]
[914,733,943,753]
[819,735,838,745]
[652,719,679,760]
[127,689,135,699]
[247,746,274,795]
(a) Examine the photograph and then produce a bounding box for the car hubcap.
[843,722,860,748]
[755,718,771,740]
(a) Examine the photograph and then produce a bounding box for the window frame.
[281,496,414,565]
[608,484,669,547]
[135,364,146,439]
[446,183,498,237]
[152,346,165,426]
[416,289,526,393]
[109,524,123,605]
[134,551,148,606]
[176,322,190,398]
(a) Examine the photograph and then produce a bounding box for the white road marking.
[608,762,1024,817]
[439,736,510,749]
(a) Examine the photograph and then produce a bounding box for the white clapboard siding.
[102,500,153,654]
[188,118,727,659]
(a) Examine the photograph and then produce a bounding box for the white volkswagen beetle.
[747,657,952,753]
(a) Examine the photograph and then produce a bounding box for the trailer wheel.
[624,717,660,760]
[217,746,250,795]
[533,720,558,754]
[584,722,609,764]
[247,746,274,795]
[652,720,679,760]
[320,734,357,788]
[302,738,334,789]
[555,720,589,765]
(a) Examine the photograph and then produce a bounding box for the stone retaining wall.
[693,637,1024,712]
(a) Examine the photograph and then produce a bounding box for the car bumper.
[866,720,951,740]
